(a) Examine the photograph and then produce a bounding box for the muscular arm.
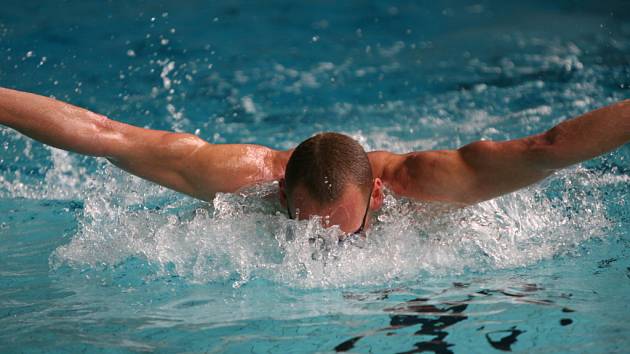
[0,87,290,201]
[370,100,630,204]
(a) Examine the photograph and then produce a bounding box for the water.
[1,0,629,352]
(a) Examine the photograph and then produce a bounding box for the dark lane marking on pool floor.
[485,326,526,352]
[335,284,572,353]
[335,298,468,354]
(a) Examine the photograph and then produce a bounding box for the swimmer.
[1,87,628,234]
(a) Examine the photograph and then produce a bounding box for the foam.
[41,152,613,289]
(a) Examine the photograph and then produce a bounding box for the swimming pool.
[1,0,629,352]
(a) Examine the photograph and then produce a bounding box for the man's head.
[280,132,383,233]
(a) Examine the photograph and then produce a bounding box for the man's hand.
[370,100,630,204]
[0,87,290,201]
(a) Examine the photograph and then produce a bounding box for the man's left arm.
[371,99,630,204]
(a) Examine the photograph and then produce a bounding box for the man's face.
[285,180,383,234]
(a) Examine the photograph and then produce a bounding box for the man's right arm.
[0,87,290,201]
[370,99,630,204]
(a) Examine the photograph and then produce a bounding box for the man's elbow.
[93,116,127,157]
[457,140,500,167]
[529,128,569,170]
[158,133,208,160]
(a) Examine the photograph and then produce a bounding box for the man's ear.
[278,178,287,207]
[370,178,384,210]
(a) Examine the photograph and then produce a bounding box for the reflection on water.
[375,300,468,354]
[337,281,572,353]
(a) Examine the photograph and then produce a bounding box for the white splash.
[46,159,613,289]
[0,124,617,289]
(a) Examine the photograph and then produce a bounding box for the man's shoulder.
[367,151,399,179]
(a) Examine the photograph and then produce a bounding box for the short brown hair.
[285,132,373,205]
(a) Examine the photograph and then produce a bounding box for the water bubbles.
[160,60,175,89]
[166,103,183,121]
[474,83,488,93]
[241,96,256,114]
[37,56,47,67]
[25,50,34,58]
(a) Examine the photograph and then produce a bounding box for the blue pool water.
[1,0,630,352]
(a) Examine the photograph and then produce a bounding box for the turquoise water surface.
[1,1,629,352]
